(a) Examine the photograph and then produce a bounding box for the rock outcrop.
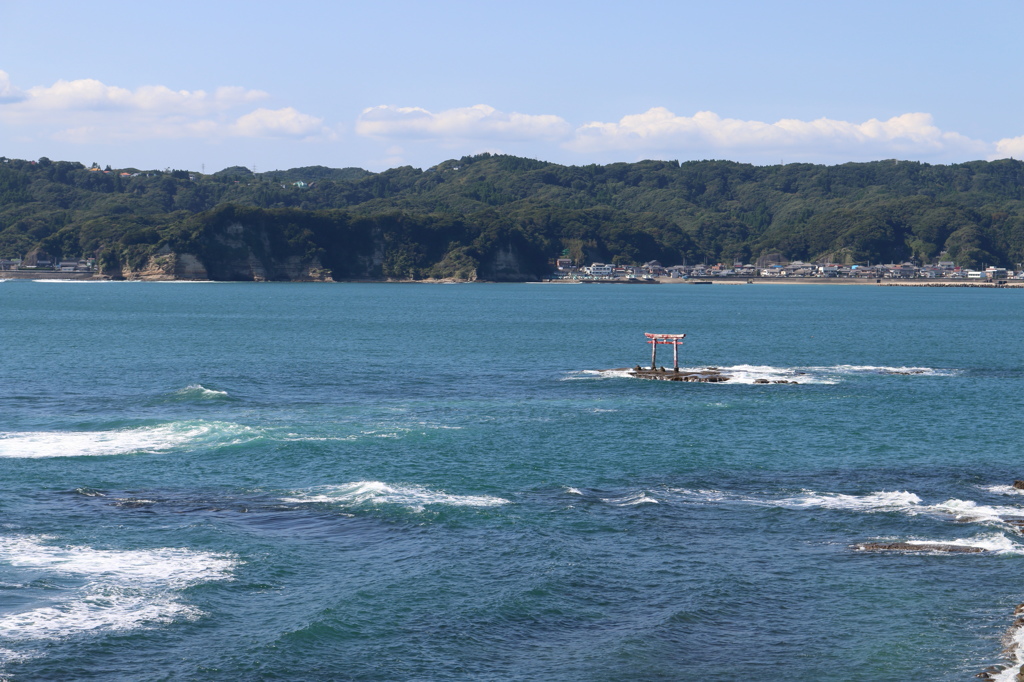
[855,542,985,553]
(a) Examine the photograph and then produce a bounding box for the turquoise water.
[2,280,1023,681]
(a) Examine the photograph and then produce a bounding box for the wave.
[0,421,260,458]
[571,363,959,385]
[665,487,1024,531]
[981,485,1024,496]
[0,535,235,642]
[600,491,659,506]
[773,490,925,512]
[855,533,1024,555]
[281,481,508,512]
[170,384,231,401]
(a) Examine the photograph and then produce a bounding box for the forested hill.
[2,154,1024,281]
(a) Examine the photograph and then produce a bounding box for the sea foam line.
[174,384,229,399]
[856,533,1024,556]
[0,535,235,641]
[281,480,508,511]
[573,363,958,385]
[0,421,258,458]
[666,488,1024,527]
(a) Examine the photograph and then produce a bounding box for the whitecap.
[857,533,1024,556]
[980,485,1024,496]
[0,535,235,641]
[773,490,924,512]
[601,491,659,506]
[281,481,508,510]
[0,421,259,458]
[561,369,632,381]
[926,499,1024,524]
[810,364,959,377]
[174,384,229,399]
[997,630,1024,682]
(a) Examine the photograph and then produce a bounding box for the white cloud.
[566,108,990,161]
[0,70,24,103]
[993,135,1024,159]
[16,77,266,115]
[231,107,328,139]
[0,71,329,144]
[356,104,572,142]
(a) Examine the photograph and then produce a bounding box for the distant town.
[552,258,1019,283]
[1,257,96,273]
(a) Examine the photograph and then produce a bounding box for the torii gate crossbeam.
[645,333,686,371]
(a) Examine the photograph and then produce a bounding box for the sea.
[1,279,1023,681]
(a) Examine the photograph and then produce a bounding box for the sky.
[1,0,1022,174]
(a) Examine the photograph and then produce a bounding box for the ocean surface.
[2,279,1023,681]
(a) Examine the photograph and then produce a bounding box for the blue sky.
[2,0,1022,173]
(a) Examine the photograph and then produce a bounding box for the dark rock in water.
[1013,480,1024,490]
[856,541,985,553]
[627,368,731,383]
[1014,603,1024,615]
[754,379,770,384]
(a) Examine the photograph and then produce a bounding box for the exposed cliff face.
[476,240,546,282]
[115,210,544,282]
[121,247,211,280]
[118,223,331,281]
[198,221,331,281]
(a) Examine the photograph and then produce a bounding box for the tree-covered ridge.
[2,153,1024,280]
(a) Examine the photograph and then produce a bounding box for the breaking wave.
[572,363,958,385]
[600,491,659,506]
[664,487,1024,524]
[0,535,235,642]
[280,481,508,512]
[169,384,231,401]
[0,421,260,458]
[773,490,924,511]
[855,533,1024,556]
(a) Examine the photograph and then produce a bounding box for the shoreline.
[5,271,1022,288]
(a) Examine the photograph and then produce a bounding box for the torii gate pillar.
[645,333,686,371]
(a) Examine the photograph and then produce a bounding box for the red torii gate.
[645,333,686,371]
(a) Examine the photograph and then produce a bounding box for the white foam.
[666,488,748,504]
[902,533,1024,555]
[578,363,959,385]
[774,490,924,512]
[281,481,508,511]
[176,384,229,399]
[926,499,1024,524]
[601,492,659,506]
[996,628,1024,682]
[0,422,258,458]
[581,365,833,385]
[717,364,833,385]
[810,364,958,377]
[561,369,633,381]
[0,535,235,641]
[981,485,1024,496]
[564,487,583,496]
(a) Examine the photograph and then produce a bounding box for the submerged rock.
[856,541,985,553]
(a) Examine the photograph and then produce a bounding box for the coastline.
[7,270,1023,288]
